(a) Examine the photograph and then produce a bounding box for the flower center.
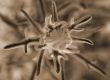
[43,27,72,53]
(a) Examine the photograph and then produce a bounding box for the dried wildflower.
[4,0,106,80]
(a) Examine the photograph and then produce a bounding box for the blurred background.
[0,0,110,80]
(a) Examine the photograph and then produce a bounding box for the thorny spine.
[37,49,45,75]
[52,1,59,22]
[4,0,106,80]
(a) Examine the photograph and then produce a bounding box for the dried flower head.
[4,0,106,80]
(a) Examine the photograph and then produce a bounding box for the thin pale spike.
[69,15,92,29]
[72,37,94,45]
[21,9,43,34]
[74,15,92,28]
[73,54,106,77]
[52,1,59,21]
[37,50,44,75]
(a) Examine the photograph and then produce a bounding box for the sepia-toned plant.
[3,0,106,80]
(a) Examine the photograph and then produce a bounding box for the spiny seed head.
[42,15,72,53]
[3,0,106,79]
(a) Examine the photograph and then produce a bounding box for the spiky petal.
[52,1,59,22]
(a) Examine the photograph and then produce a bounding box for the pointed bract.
[72,37,94,45]
[52,1,59,22]
[74,15,92,28]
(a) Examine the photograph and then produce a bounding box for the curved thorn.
[69,15,92,29]
[52,1,59,21]
[21,9,43,34]
[74,15,92,28]
[37,50,44,75]
[72,37,94,45]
